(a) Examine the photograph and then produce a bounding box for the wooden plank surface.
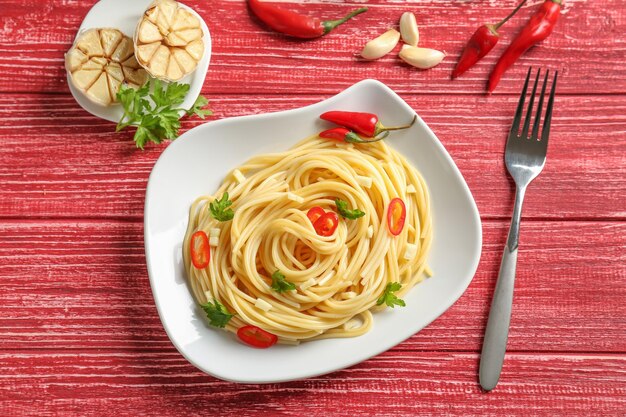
[0,0,624,95]
[1,0,625,414]
[0,351,624,416]
[1,219,624,352]
[1,93,624,219]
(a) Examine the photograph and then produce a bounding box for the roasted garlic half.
[65,28,147,106]
[134,0,205,81]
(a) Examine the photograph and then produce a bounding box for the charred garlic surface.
[135,0,205,81]
[65,28,147,106]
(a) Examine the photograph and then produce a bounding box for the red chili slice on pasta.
[387,198,406,236]
[307,206,325,224]
[313,211,339,237]
[237,325,278,348]
[190,231,210,268]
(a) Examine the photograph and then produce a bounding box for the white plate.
[144,79,482,383]
[67,0,211,122]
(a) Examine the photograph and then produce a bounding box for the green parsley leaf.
[270,270,296,293]
[376,282,406,308]
[116,79,212,149]
[150,80,189,108]
[209,192,234,221]
[200,299,233,328]
[335,198,365,220]
[186,95,213,119]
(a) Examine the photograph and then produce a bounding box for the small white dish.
[144,79,482,383]
[67,0,211,122]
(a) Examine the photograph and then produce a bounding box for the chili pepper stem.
[323,7,368,34]
[364,131,390,143]
[375,115,417,135]
[493,0,528,31]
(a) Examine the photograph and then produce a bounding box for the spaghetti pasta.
[183,136,432,344]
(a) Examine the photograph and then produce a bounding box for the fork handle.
[479,245,518,391]
[479,186,525,391]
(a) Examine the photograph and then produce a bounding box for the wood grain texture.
[0,219,624,352]
[1,0,625,414]
[0,351,624,416]
[0,0,624,95]
[0,93,624,219]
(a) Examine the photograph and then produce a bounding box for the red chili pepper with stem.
[320,111,417,137]
[248,0,368,39]
[452,0,527,79]
[488,0,563,92]
[319,127,389,143]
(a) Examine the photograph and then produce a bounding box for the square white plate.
[144,79,482,383]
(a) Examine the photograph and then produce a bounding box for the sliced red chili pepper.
[387,198,406,236]
[190,231,210,268]
[237,325,278,348]
[313,211,339,237]
[307,206,325,224]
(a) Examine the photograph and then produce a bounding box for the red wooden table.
[1,0,625,415]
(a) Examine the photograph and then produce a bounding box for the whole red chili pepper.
[248,0,368,39]
[320,111,417,137]
[452,0,527,79]
[319,127,389,143]
[488,0,563,92]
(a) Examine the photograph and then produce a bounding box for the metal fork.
[479,68,558,391]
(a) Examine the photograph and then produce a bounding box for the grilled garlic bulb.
[134,0,205,81]
[65,28,147,106]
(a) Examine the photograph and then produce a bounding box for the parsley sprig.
[209,192,234,221]
[116,79,212,149]
[335,198,365,220]
[200,299,233,328]
[376,282,406,308]
[270,270,296,293]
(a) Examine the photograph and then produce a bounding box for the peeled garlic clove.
[137,41,160,63]
[399,45,445,69]
[138,20,163,43]
[106,62,124,82]
[361,29,400,60]
[185,39,204,61]
[400,12,419,47]
[87,73,111,105]
[66,49,88,71]
[134,0,205,81]
[172,48,196,73]
[72,69,101,90]
[171,9,198,31]
[167,57,183,80]
[75,30,103,56]
[149,45,171,77]
[65,28,148,106]
[110,37,134,63]
[100,29,124,56]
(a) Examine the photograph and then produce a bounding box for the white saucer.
[67,0,211,123]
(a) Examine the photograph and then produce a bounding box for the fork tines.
[509,68,558,145]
